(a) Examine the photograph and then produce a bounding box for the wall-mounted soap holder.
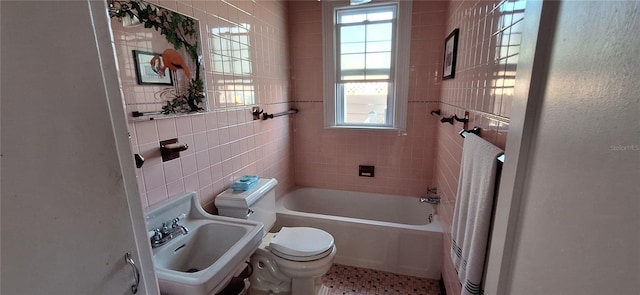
[359,165,375,177]
[160,138,188,162]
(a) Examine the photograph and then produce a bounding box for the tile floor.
[321,264,443,295]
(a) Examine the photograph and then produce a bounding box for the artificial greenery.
[161,79,205,114]
[110,0,204,114]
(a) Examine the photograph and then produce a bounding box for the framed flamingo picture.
[442,28,459,80]
[133,50,173,85]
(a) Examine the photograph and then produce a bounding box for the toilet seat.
[271,246,334,262]
[268,227,334,261]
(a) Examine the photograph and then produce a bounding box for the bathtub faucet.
[420,187,440,204]
[420,196,440,204]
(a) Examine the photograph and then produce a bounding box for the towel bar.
[430,110,454,124]
[252,108,299,120]
[459,128,505,163]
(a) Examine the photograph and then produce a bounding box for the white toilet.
[215,178,336,295]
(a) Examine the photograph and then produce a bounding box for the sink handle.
[246,208,254,218]
[150,229,163,241]
[124,252,140,294]
[172,213,186,223]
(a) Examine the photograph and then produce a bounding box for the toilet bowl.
[215,178,336,295]
[250,229,336,295]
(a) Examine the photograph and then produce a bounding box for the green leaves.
[111,0,205,114]
[160,79,204,114]
[110,0,199,70]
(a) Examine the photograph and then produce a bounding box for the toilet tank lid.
[215,178,278,209]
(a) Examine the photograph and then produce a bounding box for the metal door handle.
[125,252,140,294]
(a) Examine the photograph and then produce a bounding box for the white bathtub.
[272,187,443,279]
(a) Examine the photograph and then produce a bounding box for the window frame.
[322,0,412,130]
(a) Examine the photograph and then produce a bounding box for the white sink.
[145,192,264,295]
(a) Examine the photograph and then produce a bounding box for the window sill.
[324,125,406,132]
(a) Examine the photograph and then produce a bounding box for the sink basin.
[145,192,264,295]
[154,221,249,273]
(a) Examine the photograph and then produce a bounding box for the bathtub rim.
[276,187,443,234]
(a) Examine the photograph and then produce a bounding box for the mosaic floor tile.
[321,264,442,295]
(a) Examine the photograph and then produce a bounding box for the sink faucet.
[150,214,189,248]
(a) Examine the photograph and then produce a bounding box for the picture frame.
[443,28,459,80]
[132,50,173,85]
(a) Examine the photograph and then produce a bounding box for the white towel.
[451,133,504,295]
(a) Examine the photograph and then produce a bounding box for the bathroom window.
[322,0,412,130]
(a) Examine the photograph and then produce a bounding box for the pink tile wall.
[288,0,447,196]
[435,0,524,294]
[111,0,294,211]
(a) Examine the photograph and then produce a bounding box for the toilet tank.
[215,178,278,232]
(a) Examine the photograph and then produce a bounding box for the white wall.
[1,1,158,293]
[499,1,640,294]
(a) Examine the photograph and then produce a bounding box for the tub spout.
[420,196,440,204]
